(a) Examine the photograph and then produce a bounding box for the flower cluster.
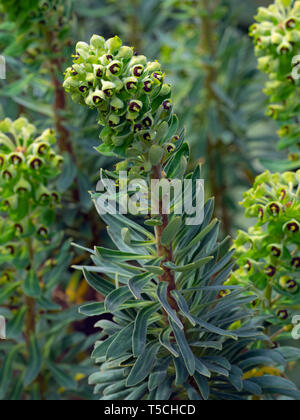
[64,35,177,177]
[0,118,63,258]
[228,170,300,326]
[0,0,72,63]
[250,0,300,156]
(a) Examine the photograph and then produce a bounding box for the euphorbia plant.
[64,34,300,400]
[228,170,300,344]
[0,118,93,400]
[250,0,300,167]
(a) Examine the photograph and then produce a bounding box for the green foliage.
[0,118,93,400]
[0,0,73,63]
[229,170,300,337]
[250,0,300,164]
[66,35,300,400]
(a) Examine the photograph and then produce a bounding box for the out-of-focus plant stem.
[128,0,142,51]
[200,0,231,236]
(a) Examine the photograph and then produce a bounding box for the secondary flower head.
[250,0,300,156]
[228,169,300,320]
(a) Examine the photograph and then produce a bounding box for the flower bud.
[105,36,122,54]
[14,178,32,194]
[160,83,171,96]
[90,34,105,50]
[102,81,116,97]
[116,46,133,60]
[277,41,293,55]
[111,97,124,111]
[2,165,16,181]
[146,61,161,72]
[271,32,283,44]
[36,185,51,203]
[76,42,90,60]
[108,114,120,127]
[130,55,147,67]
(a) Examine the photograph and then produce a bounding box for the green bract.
[250,0,300,160]
[66,35,300,400]
[64,35,175,177]
[0,117,62,255]
[0,0,72,63]
[0,118,93,400]
[229,170,300,334]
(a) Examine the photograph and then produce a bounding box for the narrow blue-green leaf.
[6,307,26,339]
[127,343,160,387]
[107,324,134,360]
[24,334,42,386]
[83,268,114,296]
[194,372,210,400]
[133,303,160,356]
[24,270,41,298]
[105,286,132,312]
[46,362,77,390]
[170,319,195,376]
[0,346,19,399]
[79,302,106,316]
[171,290,196,326]
[159,327,179,358]
[164,257,214,273]
[129,272,153,299]
[157,282,183,330]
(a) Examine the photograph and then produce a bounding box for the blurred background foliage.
[0,0,299,397]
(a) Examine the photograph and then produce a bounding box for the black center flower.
[258,207,264,219]
[133,65,144,77]
[265,265,276,277]
[163,100,172,110]
[271,246,281,258]
[143,81,153,93]
[104,89,113,97]
[129,101,142,112]
[71,68,78,76]
[96,69,103,78]
[109,63,121,75]
[38,227,48,237]
[30,158,42,170]
[3,170,12,180]
[126,81,137,92]
[93,96,103,105]
[269,203,280,215]
[287,279,298,291]
[277,310,289,320]
[0,157,4,167]
[246,260,252,272]
[142,117,153,128]
[6,245,15,255]
[143,133,151,141]
[286,18,296,29]
[134,124,143,133]
[10,155,22,165]
[14,224,24,234]
[280,189,287,201]
[79,85,89,94]
[292,257,300,268]
[287,222,299,233]
[106,55,113,61]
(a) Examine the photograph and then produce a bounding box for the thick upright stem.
[151,164,178,311]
